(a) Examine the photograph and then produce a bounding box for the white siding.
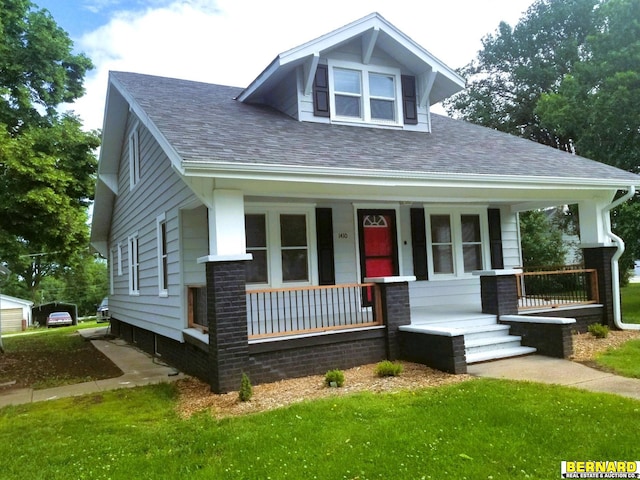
[108,114,199,341]
[500,207,523,269]
[324,202,359,284]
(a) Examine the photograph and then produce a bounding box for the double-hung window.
[128,233,140,295]
[425,208,490,278]
[129,124,140,190]
[245,206,316,287]
[157,213,168,297]
[329,61,402,125]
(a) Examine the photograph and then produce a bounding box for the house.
[0,294,33,333]
[90,13,640,392]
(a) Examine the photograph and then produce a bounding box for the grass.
[2,321,100,354]
[621,283,640,324]
[596,340,640,378]
[1,379,639,479]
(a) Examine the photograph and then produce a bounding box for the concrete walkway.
[0,327,185,408]
[468,355,640,400]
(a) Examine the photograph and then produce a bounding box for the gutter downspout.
[603,186,640,330]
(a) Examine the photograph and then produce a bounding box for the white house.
[0,294,33,333]
[90,13,640,392]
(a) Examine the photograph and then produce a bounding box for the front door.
[358,210,399,302]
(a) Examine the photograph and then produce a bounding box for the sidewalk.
[0,327,185,408]
[468,355,640,400]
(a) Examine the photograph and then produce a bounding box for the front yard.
[1,378,638,479]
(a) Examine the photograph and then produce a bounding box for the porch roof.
[105,71,640,189]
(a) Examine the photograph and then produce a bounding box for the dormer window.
[328,61,403,126]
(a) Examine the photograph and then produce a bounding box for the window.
[129,125,140,189]
[329,61,402,125]
[157,214,168,297]
[109,248,115,295]
[128,233,140,295]
[245,206,316,287]
[425,208,490,278]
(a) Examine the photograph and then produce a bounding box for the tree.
[446,0,640,272]
[0,0,100,302]
[519,210,568,268]
[444,0,601,149]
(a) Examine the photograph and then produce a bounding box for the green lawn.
[621,283,640,324]
[1,379,639,479]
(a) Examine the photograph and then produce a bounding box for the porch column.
[202,259,251,393]
[198,188,252,393]
[203,189,247,258]
[474,269,520,316]
[365,276,415,360]
[582,246,616,328]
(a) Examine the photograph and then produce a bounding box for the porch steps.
[412,312,537,364]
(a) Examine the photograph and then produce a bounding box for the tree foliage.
[519,210,568,268]
[445,0,640,270]
[0,0,101,302]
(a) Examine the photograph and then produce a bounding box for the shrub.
[375,360,404,377]
[588,323,609,339]
[325,369,345,387]
[238,373,253,402]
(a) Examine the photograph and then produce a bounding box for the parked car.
[46,311,73,328]
[96,297,110,323]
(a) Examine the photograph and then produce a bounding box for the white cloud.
[68,0,535,131]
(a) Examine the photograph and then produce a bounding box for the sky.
[33,0,537,131]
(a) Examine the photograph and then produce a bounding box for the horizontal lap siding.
[109,115,199,339]
[409,278,481,308]
[181,206,207,286]
[500,208,522,268]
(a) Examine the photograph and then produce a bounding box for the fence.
[246,283,383,338]
[516,269,599,310]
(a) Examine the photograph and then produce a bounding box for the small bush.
[588,323,609,339]
[375,360,404,377]
[238,373,253,402]
[325,369,345,387]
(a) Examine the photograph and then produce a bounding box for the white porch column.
[578,196,614,245]
[198,189,251,263]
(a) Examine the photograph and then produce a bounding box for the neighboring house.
[0,295,33,333]
[90,13,640,392]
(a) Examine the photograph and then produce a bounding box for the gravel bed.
[176,329,640,419]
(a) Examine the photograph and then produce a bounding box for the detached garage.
[0,295,33,333]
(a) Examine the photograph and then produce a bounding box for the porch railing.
[516,268,599,310]
[247,283,383,339]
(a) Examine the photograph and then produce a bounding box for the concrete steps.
[412,312,537,365]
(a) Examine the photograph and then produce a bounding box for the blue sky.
[28,0,537,131]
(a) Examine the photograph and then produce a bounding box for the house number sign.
[338,233,349,239]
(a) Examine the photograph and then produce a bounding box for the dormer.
[237,13,465,132]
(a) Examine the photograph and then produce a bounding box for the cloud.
[68,0,534,131]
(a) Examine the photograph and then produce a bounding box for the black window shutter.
[401,75,418,125]
[316,208,335,285]
[488,208,504,269]
[313,64,330,118]
[410,208,428,280]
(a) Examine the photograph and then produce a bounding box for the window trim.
[128,233,140,296]
[109,247,115,295]
[424,206,491,280]
[327,60,403,126]
[245,204,318,289]
[157,213,168,297]
[129,123,140,190]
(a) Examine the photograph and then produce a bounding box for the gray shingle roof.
[111,71,640,185]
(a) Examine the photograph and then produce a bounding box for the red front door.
[358,210,399,302]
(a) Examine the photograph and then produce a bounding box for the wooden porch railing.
[246,283,383,339]
[516,268,599,310]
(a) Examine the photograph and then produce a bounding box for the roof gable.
[237,12,465,106]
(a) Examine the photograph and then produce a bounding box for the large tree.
[0,0,100,301]
[445,0,640,274]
